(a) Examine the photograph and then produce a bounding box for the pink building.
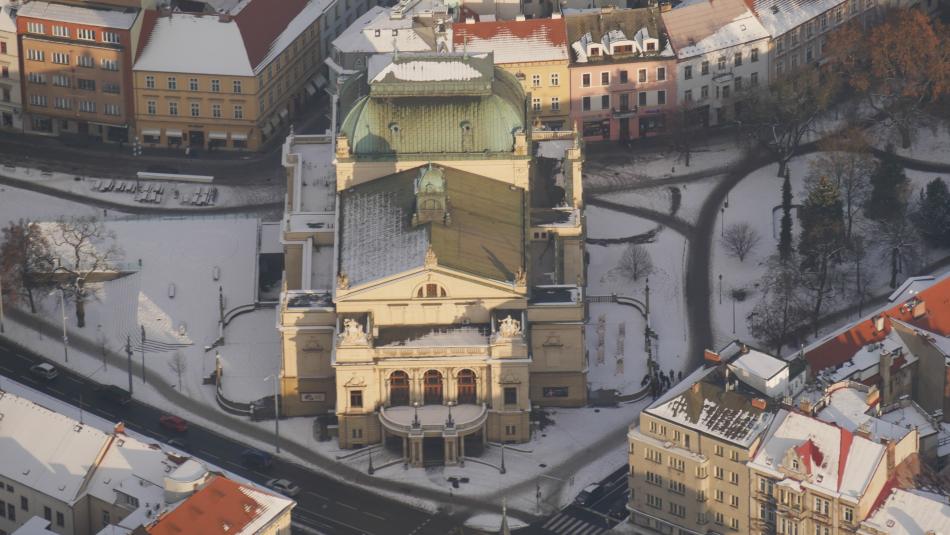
[566,7,677,142]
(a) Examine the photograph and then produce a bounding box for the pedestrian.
[185,146,191,158]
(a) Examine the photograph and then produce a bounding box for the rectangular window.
[29,94,47,107]
[582,73,590,87]
[350,389,363,408]
[532,97,541,112]
[718,56,726,70]
[190,102,200,117]
[504,424,517,436]
[619,92,629,110]
[638,92,647,106]
[54,97,71,110]
[103,82,120,94]
[844,507,853,522]
[211,79,220,92]
[168,101,178,116]
[147,100,156,115]
[657,90,666,105]
[582,96,591,111]
[735,76,743,91]
[701,61,709,75]
[105,103,120,116]
[684,65,692,80]
[79,100,96,113]
[715,445,724,456]
[8,503,15,521]
[550,72,559,86]
[504,387,517,405]
[52,25,69,37]
[601,94,609,110]
[233,105,244,119]
[600,72,609,85]
[102,510,110,527]
[44,506,51,521]
[701,85,709,99]
[714,466,724,479]
[212,103,221,118]
[76,55,93,68]
[0,41,5,54]
[27,49,44,61]
[734,52,742,66]
[145,75,155,89]
[189,78,199,91]
[751,48,759,62]
[550,97,559,111]
[27,21,45,33]
[233,80,242,93]
[77,78,95,91]
[715,489,724,502]
[684,89,692,102]
[351,428,362,438]
[722,85,731,98]
[646,471,663,485]
[0,499,5,517]
[730,495,739,507]
[167,77,177,90]
[619,70,628,84]
[20,497,27,511]
[656,67,666,81]
[77,28,96,41]
[27,72,46,84]
[646,494,662,509]
[532,74,540,87]
[56,511,64,527]
[53,75,70,87]
[638,69,647,83]
[103,31,120,44]
[101,59,118,71]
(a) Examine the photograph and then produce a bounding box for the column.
[402,436,408,461]
[444,435,458,466]
[409,436,423,467]
[459,435,466,460]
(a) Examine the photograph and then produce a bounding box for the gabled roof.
[17,1,139,29]
[339,166,524,288]
[804,274,950,375]
[661,0,769,58]
[452,19,570,64]
[147,476,293,535]
[862,488,950,535]
[564,7,673,64]
[752,0,848,37]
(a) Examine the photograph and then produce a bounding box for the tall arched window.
[423,370,443,405]
[457,369,476,404]
[416,283,446,298]
[389,370,409,406]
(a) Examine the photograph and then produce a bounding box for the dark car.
[240,449,274,469]
[95,384,132,405]
[159,415,188,433]
[29,363,59,381]
[574,484,605,507]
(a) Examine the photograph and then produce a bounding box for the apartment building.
[662,0,770,127]
[453,18,571,130]
[565,7,677,142]
[748,410,892,535]
[0,0,21,130]
[752,0,878,79]
[858,488,950,535]
[133,0,370,151]
[0,390,294,535]
[628,362,779,535]
[16,0,153,141]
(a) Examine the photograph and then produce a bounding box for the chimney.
[515,14,526,21]
[799,399,812,414]
[912,299,926,318]
[114,422,126,434]
[704,349,721,364]
[751,398,767,410]
[552,11,562,18]
[218,12,232,22]
[740,344,750,354]
[885,441,896,474]
[691,382,701,394]
[855,421,871,440]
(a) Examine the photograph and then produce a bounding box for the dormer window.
[645,41,656,51]
[791,458,799,470]
[589,46,601,57]
[416,283,446,298]
[374,29,380,37]
[614,45,632,54]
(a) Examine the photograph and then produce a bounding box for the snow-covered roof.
[373,58,483,82]
[645,367,776,448]
[11,517,58,535]
[134,13,254,76]
[662,0,769,58]
[0,392,111,504]
[816,387,909,442]
[377,325,491,348]
[331,6,434,55]
[729,349,787,380]
[17,0,139,29]
[252,0,334,74]
[877,403,937,438]
[861,489,950,535]
[85,433,177,514]
[0,0,17,34]
[750,410,885,500]
[752,0,847,37]
[452,19,570,64]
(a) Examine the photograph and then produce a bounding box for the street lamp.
[446,400,455,428]
[720,205,726,238]
[412,401,421,429]
[500,443,506,474]
[58,287,68,363]
[265,374,280,453]
[0,271,5,334]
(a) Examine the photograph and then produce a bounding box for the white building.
[727,348,790,399]
[0,0,21,130]
[858,489,950,535]
[662,0,770,126]
[0,390,294,535]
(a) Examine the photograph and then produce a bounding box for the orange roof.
[234,0,310,70]
[148,476,281,535]
[805,275,950,373]
[452,18,569,64]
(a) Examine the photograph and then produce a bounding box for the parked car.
[159,415,188,433]
[574,484,605,507]
[29,363,58,381]
[240,449,274,469]
[95,384,132,405]
[265,478,300,498]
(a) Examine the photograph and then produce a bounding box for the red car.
[159,415,188,433]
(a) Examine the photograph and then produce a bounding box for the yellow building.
[132,0,353,151]
[279,52,587,466]
[453,17,571,130]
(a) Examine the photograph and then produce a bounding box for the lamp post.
[59,287,68,362]
[140,325,146,384]
[125,335,133,395]
[412,401,421,428]
[500,443,507,474]
[0,271,5,334]
[265,374,280,453]
[446,400,455,428]
[720,205,725,238]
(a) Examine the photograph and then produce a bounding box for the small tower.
[412,164,451,226]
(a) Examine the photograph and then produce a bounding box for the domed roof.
[339,53,526,156]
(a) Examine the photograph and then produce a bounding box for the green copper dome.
[339,53,526,156]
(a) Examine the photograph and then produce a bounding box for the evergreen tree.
[800,176,844,268]
[913,177,950,248]
[779,171,793,261]
[865,147,909,222]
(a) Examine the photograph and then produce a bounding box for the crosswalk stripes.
[540,513,607,535]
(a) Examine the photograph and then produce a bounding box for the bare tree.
[96,327,109,371]
[618,244,654,281]
[0,220,55,313]
[721,222,761,262]
[806,129,875,241]
[48,216,121,328]
[748,255,808,355]
[168,351,187,390]
[875,207,920,289]
[666,102,703,167]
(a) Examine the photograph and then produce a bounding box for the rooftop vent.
[770,5,779,13]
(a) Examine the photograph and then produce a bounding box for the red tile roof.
[804,275,950,374]
[795,439,823,475]
[234,0,310,70]
[837,427,854,491]
[148,476,268,535]
[452,18,568,47]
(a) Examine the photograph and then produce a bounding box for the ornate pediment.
[499,374,522,384]
[542,335,563,347]
[344,375,367,387]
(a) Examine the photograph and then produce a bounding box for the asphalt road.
[0,338,459,535]
[522,466,629,535]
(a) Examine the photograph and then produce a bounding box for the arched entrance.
[423,370,443,405]
[457,369,476,404]
[389,371,409,406]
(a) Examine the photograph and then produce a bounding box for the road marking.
[47,387,66,396]
[0,366,14,375]
[19,375,39,386]
[14,353,32,364]
[304,490,328,501]
[294,507,375,535]
[334,501,357,511]
[197,449,220,461]
[65,376,83,385]
[363,511,385,521]
[98,409,115,419]
[252,470,269,479]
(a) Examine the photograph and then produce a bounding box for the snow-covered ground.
[584,141,742,193]
[870,119,950,163]
[607,176,723,226]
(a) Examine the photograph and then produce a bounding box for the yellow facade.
[501,60,571,129]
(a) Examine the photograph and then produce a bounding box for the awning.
[315,73,328,89]
[279,108,289,119]
[165,129,183,137]
[208,131,227,140]
[305,82,317,96]
[141,129,161,136]
[231,133,248,141]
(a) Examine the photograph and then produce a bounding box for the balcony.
[379,403,489,437]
